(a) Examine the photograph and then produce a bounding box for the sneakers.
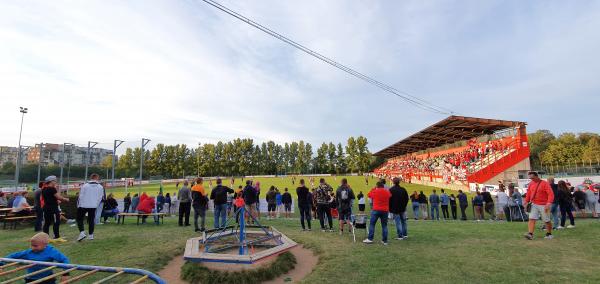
[328,229,334,232]
[321,229,326,232]
[51,237,67,243]
[88,234,94,240]
[524,233,533,240]
[556,226,564,230]
[544,234,554,240]
[77,232,86,242]
[395,237,404,240]
[567,225,575,229]
[362,239,373,244]
[339,230,343,235]
[382,241,389,246]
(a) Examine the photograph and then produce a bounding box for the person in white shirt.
[496,185,509,221]
[76,173,105,241]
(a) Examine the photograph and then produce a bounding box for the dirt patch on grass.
[263,245,318,284]
[158,255,188,284]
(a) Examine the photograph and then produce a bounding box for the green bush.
[181,252,297,284]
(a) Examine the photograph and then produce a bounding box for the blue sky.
[1,0,599,153]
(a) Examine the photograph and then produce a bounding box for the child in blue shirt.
[2,232,70,283]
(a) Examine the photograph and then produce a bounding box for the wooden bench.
[117,213,165,225]
[2,215,36,229]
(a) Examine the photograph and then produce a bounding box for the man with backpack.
[191,178,207,232]
[336,178,355,235]
[389,178,409,240]
[315,178,334,232]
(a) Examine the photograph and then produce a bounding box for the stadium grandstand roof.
[374,116,526,158]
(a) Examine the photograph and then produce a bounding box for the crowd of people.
[375,138,515,182]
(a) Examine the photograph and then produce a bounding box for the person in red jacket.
[524,171,555,240]
[363,181,392,245]
[137,193,157,224]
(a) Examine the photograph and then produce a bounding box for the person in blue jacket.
[2,232,70,283]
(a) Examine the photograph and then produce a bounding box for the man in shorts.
[282,188,292,218]
[335,178,355,235]
[524,171,555,240]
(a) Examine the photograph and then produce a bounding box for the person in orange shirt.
[191,178,208,232]
[524,171,555,240]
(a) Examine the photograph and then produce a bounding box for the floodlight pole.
[14,107,28,190]
[112,140,124,187]
[59,143,73,188]
[36,143,43,188]
[197,143,201,177]
[84,141,98,181]
[139,138,151,194]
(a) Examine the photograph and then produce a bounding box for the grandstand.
[373,116,531,191]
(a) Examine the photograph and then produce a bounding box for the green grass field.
[2,177,600,283]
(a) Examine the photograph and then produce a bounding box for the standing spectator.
[496,186,509,221]
[226,191,234,217]
[165,193,172,215]
[429,190,440,220]
[524,171,555,240]
[210,178,234,228]
[123,193,132,213]
[473,191,484,221]
[33,183,44,232]
[573,188,587,218]
[315,178,334,232]
[76,174,104,242]
[458,190,468,221]
[42,176,69,242]
[548,177,560,229]
[389,178,409,240]
[242,180,258,224]
[311,188,318,219]
[449,194,458,220]
[275,189,283,218]
[357,191,366,213]
[156,192,165,213]
[557,180,575,229]
[178,181,192,226]
[296,180,312,231]
[336,178,355,235]
[418,191,428,220]
[584,186,598,218]
[131,194,140,213]
[266,186,277,219]
[93,185,106,225]
[191,178,207,232]
[363,181,392,245]
[440,189,450,220]
[410,191,420,220]
[481,188,495,220]
[508,184,525,221]
[282,188,292,219]
[255,181,261,219]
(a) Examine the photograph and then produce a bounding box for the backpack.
[341,188,349,201]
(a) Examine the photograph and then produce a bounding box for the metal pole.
[85,141,98,181]
[197,143,201,177]
[239,206,245,255]
[59,143,72,188]
[139,138,151,194]
[112,140,124,187]
[14,107,27,190]
[36,143,43,188]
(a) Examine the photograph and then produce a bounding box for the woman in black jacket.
[557,181,575,228]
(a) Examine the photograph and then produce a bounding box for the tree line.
[528,130,600,170]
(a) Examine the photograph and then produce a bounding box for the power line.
[200,0,454,115]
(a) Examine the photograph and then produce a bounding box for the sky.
[1,0,599,153]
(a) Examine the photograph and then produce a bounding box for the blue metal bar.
[0,258,165,284]
[239,206,245,255]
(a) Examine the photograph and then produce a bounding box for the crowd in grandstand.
[375,138,516,182]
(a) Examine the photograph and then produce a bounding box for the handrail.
[0,258,165,284]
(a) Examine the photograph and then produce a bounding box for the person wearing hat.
[41,176,69,242]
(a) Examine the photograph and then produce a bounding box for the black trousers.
[43,208,61,238]
[76,207,96,234]
[124,203,131,213]
[179,202,191,226]
[441,205,449,219]
[299,204,312,230]
[317,204,332,229]
[34,207,44,232]
[460,205,468,220]
[450,205,457,220]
